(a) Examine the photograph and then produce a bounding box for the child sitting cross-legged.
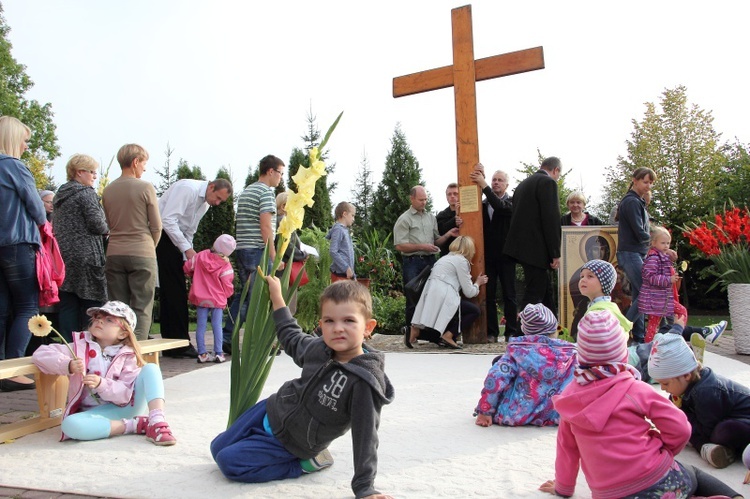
[540,310,743,499]
[649,332,750,473]
[211,279,395,499]
[474,303,577,427]
[32,301,176,445]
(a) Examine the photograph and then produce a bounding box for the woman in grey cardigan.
[53,154,108,341]
[406,236,488,349]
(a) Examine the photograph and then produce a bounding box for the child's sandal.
[135,416,149,435]
[146,421,177,446]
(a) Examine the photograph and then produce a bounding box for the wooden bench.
[0,338,188,442]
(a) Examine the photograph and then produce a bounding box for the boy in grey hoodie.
[211,279,394,499]
[327,201,356,281]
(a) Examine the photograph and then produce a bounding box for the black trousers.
[156,233,191,350]
[486,256,518,338]
[518,263,556,318]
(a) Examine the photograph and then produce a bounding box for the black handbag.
[404,265,431,303]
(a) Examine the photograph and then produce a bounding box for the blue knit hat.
[582,259,616,295]
[648,333,699,379]
[519,303,558,335]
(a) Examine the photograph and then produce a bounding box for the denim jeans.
[0,243,38,360]
[223,247,267,345]
[402,255,435,326]
[617,250,645,342]
[211,399,303,483]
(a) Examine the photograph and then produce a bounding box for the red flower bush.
[682,206,750,290]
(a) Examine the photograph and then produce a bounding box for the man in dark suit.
[471,166,518,342]
[503,157,562,316]
[436,183,462,256]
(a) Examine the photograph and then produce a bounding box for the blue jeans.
[0,243,38,360]
[211,399,303,483]
[222,247,267,345]
[197,307,224,355]
[617,250,645,342]
[402,255,435,326]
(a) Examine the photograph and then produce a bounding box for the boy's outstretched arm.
[265,275,287,310]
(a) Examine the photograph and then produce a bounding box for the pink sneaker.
[146,421,177,446]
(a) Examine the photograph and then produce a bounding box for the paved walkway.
[1,330,747,498]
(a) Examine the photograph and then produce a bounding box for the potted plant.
[682,205,750,354]
[354,229,399,294]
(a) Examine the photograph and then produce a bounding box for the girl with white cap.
[32,301,176,445]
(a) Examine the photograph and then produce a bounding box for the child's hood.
[340,347,395,405]
[553,371,635,432]
[194,249,228,272]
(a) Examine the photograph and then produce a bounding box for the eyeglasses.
[80,169,98,176]
[92,314,122,327]
[274,169,283,175]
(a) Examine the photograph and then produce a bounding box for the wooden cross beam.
[393,4,544,344]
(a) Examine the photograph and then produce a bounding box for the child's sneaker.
[146,421,177,446]
[197,352,214,364]
[705,321,727,344]
[300,448,334,473]
[690,333,706,364]
[700,443,735,468]
[214,353,226,363]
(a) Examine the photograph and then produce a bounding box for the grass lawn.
[688,314,731,329]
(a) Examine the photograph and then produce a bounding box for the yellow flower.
[28,315,71,355]
[310,159,327,176]
[28,315,53,337]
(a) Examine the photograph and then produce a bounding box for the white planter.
[728,283,750,354]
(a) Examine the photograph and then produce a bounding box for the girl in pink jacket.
[32,301,176,445]
[540,310,741,499]
[183,234,236,363]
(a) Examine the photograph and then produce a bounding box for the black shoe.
[165,344,199,358]
[438,338,462,350]
[0,379,36,392]
[402,326,414,349]
[222,342,232,355]
[182,344,199,358]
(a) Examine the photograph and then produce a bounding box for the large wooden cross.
[393,4,544,344]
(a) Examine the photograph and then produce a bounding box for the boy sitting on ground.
[211,279,395,499]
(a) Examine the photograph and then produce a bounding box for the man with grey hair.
[394,185,458,343]
[471,166,518,342]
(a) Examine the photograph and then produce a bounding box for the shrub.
[373,292,405,335]
[295,227,332,331]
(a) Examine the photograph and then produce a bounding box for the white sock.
[122,418,138,434]
[148,408,166,425]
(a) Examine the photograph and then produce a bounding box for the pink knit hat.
[213,234,236,256]
[576,310,627,365]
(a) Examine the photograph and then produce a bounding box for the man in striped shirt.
[222,155,285,352]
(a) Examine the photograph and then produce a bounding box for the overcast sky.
[4,1,749,212]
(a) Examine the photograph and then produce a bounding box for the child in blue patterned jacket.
[474,303,577,427]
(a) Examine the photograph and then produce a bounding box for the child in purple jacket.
[474,303,577,427]
[641,226,681,342]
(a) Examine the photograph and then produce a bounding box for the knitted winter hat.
[213,234,236,256]
[647,333,699,380]
[576,310,627,365]
[582,259,616,295]
[87,301,137,331]
[519,303,558,335]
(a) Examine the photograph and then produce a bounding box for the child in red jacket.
[184,234,235,363]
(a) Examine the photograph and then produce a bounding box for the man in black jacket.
[503,157,562,316]
[471,166,518,342]
[436,183,462,256]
